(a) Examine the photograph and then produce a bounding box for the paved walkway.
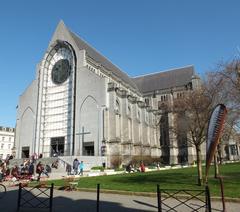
[1,186,240,212]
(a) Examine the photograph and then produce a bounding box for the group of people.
[125,161,161,173]
[0,155,56,182]
[0,160,9,182]
[0,158,35,181]
[69,158,84,176]
[126,161,146,173]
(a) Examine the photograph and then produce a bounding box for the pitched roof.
[132,66,195,93]
[56,22,197,95]
[68,30,139,91]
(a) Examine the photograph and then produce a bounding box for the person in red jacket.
[140,161,145,172]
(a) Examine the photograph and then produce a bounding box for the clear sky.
[1,0,240,127]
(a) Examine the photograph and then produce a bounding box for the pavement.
[1,185,240,212]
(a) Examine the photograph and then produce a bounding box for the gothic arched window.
[115,100,120,114]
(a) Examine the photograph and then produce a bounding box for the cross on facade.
[76,126,91,143]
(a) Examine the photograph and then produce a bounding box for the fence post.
[205,185,212,212]
[97,183,100,212]
[49,183,54,212]
[157,184,161,212]
[17,183,22,212]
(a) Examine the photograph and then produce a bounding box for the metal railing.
[157,184,211,212]
[17,183,54,212]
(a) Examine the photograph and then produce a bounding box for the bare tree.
[211,59,240,160]
[172,86,214,186]
[210,59,240,108]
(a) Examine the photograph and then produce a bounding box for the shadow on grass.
[48,163,240,197]
[109,171,198,186]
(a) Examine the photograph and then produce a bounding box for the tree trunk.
[196,146,203,186]
[217,144,223,165]
[214,153,219,178]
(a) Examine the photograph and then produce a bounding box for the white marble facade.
[15,21,201,167]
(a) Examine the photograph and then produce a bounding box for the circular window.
[51,59,70,84]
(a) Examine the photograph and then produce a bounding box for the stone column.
[108,91,116,141]
[121,96,128,143]
[168,112,178,164]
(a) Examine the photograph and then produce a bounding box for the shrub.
[148,165,156,169]
[115,167,125,171]
[91,166,104,171]
[131,156,161,166]
[110,155,122,169]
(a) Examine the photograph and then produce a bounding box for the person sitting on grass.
[11,165,20,179]
[126,163,134,173]
[51,160,58,169]
[140,161,145,172]
[0,163,4,182]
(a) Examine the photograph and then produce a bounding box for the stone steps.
[58,156,107,171]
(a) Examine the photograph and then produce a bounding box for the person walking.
[73,158,79,175]
[79,161,84,176]
[66,163,72,175]
[36,162,49,181]
[36,161,44,181]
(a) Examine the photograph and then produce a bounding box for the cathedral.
[15,21,201,167]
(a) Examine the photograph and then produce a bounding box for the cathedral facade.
[15,21,200,167]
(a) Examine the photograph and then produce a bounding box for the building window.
[230,145,238,155]
[160,95,168,102]
[115,99,120,114]
[9,137,11,142]
[145,98,150,106]
[8,144,11,149]
[2,137,4,141]
[177,92,184,99]
[1,143,4,149]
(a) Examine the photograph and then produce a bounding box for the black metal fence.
[157,184,211,212]
[17,183,54,212]
[15,183,212,212]
[97,183,100,212]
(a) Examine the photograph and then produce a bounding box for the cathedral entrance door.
[83,142,94,156]
[51,137,65,156]
[21,146,30,158]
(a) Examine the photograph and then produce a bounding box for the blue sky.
[1,0,240,127]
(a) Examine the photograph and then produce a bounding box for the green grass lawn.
[47,162,240,198]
